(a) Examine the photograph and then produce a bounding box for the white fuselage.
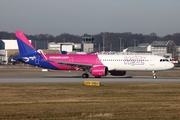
[98,55,174,71]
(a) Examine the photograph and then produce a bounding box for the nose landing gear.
[152,71,157,79]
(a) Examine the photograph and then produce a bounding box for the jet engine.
[109,70,126,76]
[91,66,108,77]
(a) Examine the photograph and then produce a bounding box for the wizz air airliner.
[13,31,174,79]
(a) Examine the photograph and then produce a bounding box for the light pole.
[35,41,37,49]
[110,43,112,51]
[118,37,122,52]
[99,43,100,52]
[102,34,106,51]
[133,39,137,52]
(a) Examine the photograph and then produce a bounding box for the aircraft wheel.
[82,73,89,78]
[153,75,157,79]
[152,71,157,79]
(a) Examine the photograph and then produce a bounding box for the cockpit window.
[160,59,169,62]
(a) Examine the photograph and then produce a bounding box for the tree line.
[0,31,180,52]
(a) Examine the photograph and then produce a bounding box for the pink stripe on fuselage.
[46,54,103,65]
[15,31,35,50]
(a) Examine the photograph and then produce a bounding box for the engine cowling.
[109,70,126,76]
[91,66,108,77]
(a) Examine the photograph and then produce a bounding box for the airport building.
[48,42,80,52]
[81,34,94,53]
[124,43,151,53]
[48,34,94,53]
[150,40,176,58]
[124,40,177,58]
[176,46,180,62]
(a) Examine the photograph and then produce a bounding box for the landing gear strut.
[82,73,89,78]
[152,71,157,79]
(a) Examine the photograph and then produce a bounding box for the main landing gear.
[152,71,157,79]
[82,73,89,78]
[82,73,102,78]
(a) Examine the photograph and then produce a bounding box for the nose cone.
[168,62,174,69]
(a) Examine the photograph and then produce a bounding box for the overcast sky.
[0,0,180,36]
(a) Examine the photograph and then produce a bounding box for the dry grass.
[0,83,180,120]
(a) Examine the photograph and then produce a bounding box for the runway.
[0,71,180,83]
[0,77,180,83]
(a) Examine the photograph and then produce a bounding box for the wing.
[47,60,93,69]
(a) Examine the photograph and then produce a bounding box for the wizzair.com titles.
[49,56,69,59]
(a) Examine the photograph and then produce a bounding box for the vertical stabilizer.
[15,31,36,55]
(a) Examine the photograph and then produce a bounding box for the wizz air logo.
[124,56,146,66]
[29,56,36,60]
[23,56,36,62]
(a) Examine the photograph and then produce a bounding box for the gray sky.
[0,0,180,36]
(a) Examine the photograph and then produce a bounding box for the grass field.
[0,83,180,120]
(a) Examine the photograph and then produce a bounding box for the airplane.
[13,31,174,79]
